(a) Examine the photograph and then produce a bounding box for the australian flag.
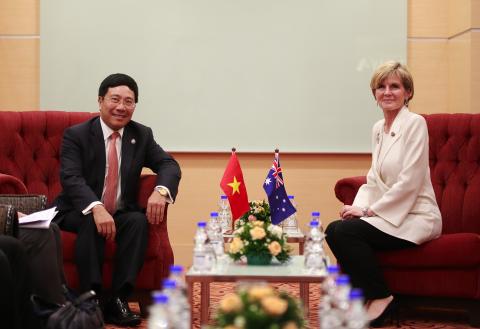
[263,151,296,225]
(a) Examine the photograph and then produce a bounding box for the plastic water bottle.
[192,221,213,273]
[320,274,351,329]
[207,211,225,257]
[168,265,187,295]
[304,219,327,274]
[161,279,190,329]
[345,289,369,329]
[333,275,351,313]
[318,265,341,329]
[282,195,299,234]
[219,195,232,233]
[148,292,170,329]
[322,265,340,297]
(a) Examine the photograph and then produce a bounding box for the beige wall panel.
[0,39,39,110]
[448,32,472,113]
[0,0,38,35]
[448,0,472,37]
[167,153,371,266]
[471,31,480,113]
[408,0,448,38]
[407,40,448,114]
[473,0,480,28]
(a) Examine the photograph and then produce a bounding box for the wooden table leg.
[300,282,310,317]
[188,281,194,329]
[201,281,210,325]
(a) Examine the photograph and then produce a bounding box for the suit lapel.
[376,107,408,170]
[91,118,107,194]
[120,125,135,195]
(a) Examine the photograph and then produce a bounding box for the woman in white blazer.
[325,61,442,327]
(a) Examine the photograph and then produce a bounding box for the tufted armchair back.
[425,113,480,235]
[0,111,97,204]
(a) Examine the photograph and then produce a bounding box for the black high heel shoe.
[369,299,400,328]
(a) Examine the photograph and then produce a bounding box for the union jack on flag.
[263,151,296,224]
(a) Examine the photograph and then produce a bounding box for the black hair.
[98,73,139,103]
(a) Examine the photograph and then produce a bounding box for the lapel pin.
[131,139,136,144]
[391,132,396,137]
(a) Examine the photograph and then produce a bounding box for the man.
[53,73,181,327]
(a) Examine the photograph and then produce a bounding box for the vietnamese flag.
[220,149,250,221]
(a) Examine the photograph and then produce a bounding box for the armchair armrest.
[0,173,28,194]
[0,194,47,214]
[334,176,366,205]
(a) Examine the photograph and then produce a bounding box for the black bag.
[0,204,19,237]
[32,289,104,329]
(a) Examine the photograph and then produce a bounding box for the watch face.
[157,188,167,196]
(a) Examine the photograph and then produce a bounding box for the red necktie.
[103,132,120,214]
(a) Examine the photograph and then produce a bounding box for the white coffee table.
[186,255,324,326]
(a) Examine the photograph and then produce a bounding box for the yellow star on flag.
[227,176,242,195]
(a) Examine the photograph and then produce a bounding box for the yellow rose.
[229,237,244,253]
[268,241,282,256]
[282,321,299,329]
[248,285,274,301]
[250,226,266,240]
[219,293,243,313]
[261,296,288,316]
[251,221,264,227]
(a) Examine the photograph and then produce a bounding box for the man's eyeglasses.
[106,96,136,109]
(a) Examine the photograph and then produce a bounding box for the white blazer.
[353,107,442,244]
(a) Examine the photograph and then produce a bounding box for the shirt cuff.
[82,201,103,215]
[155,185,174,204]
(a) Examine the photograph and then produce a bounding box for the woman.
[325,61,442,327]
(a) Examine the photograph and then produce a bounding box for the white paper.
[19,207,58,229]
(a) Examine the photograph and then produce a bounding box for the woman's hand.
[339,205,364,219]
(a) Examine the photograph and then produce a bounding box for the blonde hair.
[370,61,414,105]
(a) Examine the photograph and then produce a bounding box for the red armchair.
[0,110,174,311]
[335,113,480,326]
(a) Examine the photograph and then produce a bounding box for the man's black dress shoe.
[104,297,141,327]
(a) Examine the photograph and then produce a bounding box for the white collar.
[99,118,124,141]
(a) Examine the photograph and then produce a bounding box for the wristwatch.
[155,187,168,197]
[362,207,369,217]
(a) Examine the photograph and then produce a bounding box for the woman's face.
[374,74,411,113]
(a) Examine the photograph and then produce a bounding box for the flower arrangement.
[237,200,271,226]
[212,283,305,329]
[228,200,291,265]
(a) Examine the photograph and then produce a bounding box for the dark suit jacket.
[54,116,181,214]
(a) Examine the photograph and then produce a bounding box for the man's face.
[98,85,136,131]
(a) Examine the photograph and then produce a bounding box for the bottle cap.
[309,220,319,227]
[221,195,228,200]
[162,279,177,289]
[311,211,320,217]
[152,291,169,304]
[210,212,219,217]
[349,288,364,300]
[327,265,340,274]
[288,195,294,199]
[197,221,207,227]
[169,265,184,273]
[336,274,350,285]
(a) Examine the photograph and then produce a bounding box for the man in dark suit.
[54,73,181,327]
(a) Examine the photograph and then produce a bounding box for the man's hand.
[92,205,116,241]
[146,191,167,225]
[339,205,363,219]
[17,211,26,218]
